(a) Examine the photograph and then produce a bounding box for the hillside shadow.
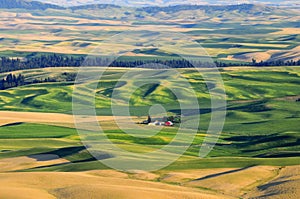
[24,146,113,171]
[0,122,24,127]
[30,146,113,161]
[191,165,255,182]
[255,180,291,198]
[31,146,86,159]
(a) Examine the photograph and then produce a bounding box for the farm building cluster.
[139,115,181,127]
[148,120,174,126]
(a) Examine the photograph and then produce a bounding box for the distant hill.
[65,3,281,18]
[136,4,274,14]
[0,0,277,16]
[70,4,121,10]
[34,0,300,7]
[0,0,64,10]
[0,1,289,23]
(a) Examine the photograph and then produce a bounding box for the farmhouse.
[141,115,178,126]
[148,120,163,126]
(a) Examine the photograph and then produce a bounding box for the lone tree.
[147,115,152,124]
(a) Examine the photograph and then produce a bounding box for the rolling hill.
[0,0,299,62]
[0,1,299,199]
[0,66,299,198]
[0,0,63,10]
[34,0,300,7]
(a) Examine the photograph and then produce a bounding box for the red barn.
[165,121,174,126]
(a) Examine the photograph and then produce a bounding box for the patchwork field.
[0,66,299,198]
[0,4,299,62]
[0,1,299,198]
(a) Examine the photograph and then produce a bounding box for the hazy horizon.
[34,0,300,7]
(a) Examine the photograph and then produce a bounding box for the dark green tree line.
[0,54,300,73]
[0,73,25,90]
